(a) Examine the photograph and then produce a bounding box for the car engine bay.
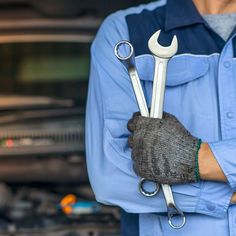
[0,0,154,234]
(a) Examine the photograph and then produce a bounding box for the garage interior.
[0,1,148,235]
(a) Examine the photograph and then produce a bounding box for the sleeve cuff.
[195,181,233,218]
[209,141,236,190]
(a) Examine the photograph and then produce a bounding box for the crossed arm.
[193,0,236,204]
[87,11,235,217]
[199,143,236,202]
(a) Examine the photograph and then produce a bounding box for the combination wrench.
[146,30,185,229]
[114,33,186,228]
[114,40,161,197]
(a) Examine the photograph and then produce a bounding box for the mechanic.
[86,0,236,235]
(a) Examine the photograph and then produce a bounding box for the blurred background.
[0,0,151,235]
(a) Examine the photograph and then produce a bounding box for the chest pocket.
[136,54,209,86]
[135,54,212,194]
[135,54,214,140]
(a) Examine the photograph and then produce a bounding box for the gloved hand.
[127,112,202,184]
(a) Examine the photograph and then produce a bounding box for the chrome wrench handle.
[152,55,185,229]
[137,55,166,195]
[148,30,185,229]
[114,40,161,196]
[163,184,186,229]
[114,41,149,117]
[150,57,168,118]
[129,67,149,117]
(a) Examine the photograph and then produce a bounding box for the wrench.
[147,30,186,229]
[114,37,185,228]
[114,41,149,117]
[114,40,161,197]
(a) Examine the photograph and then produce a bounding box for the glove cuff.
[195,139,202,182]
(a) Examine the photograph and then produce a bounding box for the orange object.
[60,194,77,214]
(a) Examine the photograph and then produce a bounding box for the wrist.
[198,143,227,182]
[198,143,211,180]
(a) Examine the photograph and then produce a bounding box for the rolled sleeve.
[209,140,236,191]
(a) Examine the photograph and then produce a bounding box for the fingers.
[163,111,176,121]
[128,135,134,148]
[127,111,140,132]
[133,111,141,118]
[132,162,141,177]
[127,118,136,132]
[163,111,171,119]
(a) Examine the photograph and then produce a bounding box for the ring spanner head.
[167,203,186,229]
[114,40,135,70]
[148,30,178,58]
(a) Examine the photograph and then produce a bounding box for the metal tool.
[146,30,185,229]
[114,33,185,229]
[114,40,160,197]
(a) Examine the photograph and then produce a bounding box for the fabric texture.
[202,13,236,41]
[86,0,236,235]
[128,112,200,184]
[120,209,139,236]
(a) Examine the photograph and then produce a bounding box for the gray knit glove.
[127,112,201,184]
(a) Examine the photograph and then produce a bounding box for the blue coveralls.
[86,0,236,235]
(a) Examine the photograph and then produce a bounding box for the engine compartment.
[0,0,156,234]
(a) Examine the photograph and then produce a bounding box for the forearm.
[198,143,227,182]
[198,143,236,203]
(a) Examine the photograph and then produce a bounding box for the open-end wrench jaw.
[148,30,178,58]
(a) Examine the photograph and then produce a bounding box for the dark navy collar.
[165,0,205,31]
[229,26,236,39]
